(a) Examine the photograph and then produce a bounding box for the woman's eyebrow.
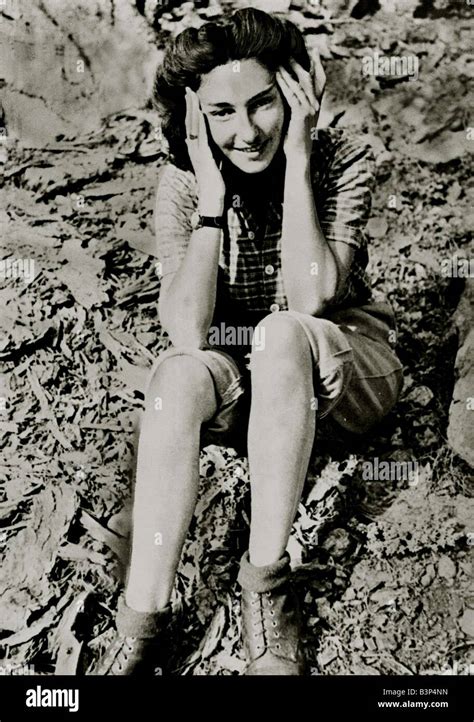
[205,83,276,108]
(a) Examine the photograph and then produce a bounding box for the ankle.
[125,588,171,614]
[238,550,291,593]
[116,596,171,639]
[249,548,285,567]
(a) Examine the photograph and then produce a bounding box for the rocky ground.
[0,0,473,676]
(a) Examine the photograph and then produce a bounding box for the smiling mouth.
[233,139,268,154]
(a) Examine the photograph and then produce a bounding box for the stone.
[370,589,397,607]
[437,555,456,580]
[317,646,338,667]
[2,0,161,145]
[321,528,352,558]
[447,280,474,467]
[405,385,434,407]
[366,217,388,238]
[458,609,474,637]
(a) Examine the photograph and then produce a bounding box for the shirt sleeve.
[154,163,198,277]
[316,131,376,250]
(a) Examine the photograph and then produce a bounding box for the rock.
[351,660,381,675]
[405,131,471,164]
[458,609,474,637]
[351,636,365,650]
[437,555,456,580]
[459,561,473,576]
[405,385,434,407]
[3,0,161,145]
[315,597,332,620]
[425,563,436,580]
[317,646,338,667]
[370,589,397,607]
[447,280,474,467]
[321,528,352,558]
[344,588,356,601]
[366,217,388,238]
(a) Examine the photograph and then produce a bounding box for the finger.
[279,65,315,111]
[185,88,199,141]
[277,66,314,111]
[184,87,192,138]
[190,90,200,140]
[198,103,208,148]
[311,52,326,101]
[275,69,294,107]
[289,58,318,109]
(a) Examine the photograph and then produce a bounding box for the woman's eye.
[210,96,274,117]
[252,96,274,110]
[210,109,233,118]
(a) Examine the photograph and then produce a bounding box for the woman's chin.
[234,158,272,174]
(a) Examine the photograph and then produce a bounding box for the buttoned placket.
[262,201,285,313]
[226,198,289,314]
[245,211,271,310]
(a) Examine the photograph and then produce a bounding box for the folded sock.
[115,595,171,639]
[237,550,291,593]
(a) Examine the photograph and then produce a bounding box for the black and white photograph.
[0,0,473,714]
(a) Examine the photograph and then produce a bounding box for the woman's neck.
[221,147,287,202]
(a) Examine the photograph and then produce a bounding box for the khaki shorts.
[147,302,404,451]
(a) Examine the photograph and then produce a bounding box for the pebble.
[317,646,338,667]
[405,385,434,407]
[321,528,352,558]
[351,636,365,650]
[459,609,474,637]
[438,555,457,579]
[315,597,332,620]
[366,217,388,239]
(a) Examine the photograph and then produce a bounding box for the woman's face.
[197,58,286,174]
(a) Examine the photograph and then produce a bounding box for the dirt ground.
[0,0,473,676]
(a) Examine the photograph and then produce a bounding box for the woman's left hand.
[276,53,326,161]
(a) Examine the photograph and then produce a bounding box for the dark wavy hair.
[152,7,311,173]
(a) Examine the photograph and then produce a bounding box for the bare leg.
[125,355,217,612]
[247,314,316,567]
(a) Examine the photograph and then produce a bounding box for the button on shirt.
[154,128,376,319]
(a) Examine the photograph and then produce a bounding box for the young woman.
[91,7,403,676]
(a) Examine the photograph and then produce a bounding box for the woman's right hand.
[185,87,226,215]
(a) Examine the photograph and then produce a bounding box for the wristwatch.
[191,211,225,231]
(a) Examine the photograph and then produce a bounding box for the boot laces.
[250,591,281,653]
[111,636,138,673]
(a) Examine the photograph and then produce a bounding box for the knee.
[250,312,311,373]
[146,353,216,419]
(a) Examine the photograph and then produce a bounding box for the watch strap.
[193,213,225,230]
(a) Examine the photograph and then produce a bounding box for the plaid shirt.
[155,128,376,323]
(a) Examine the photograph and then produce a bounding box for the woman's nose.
[235,111,259,144]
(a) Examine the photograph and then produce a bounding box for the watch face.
[190,211,201,230]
